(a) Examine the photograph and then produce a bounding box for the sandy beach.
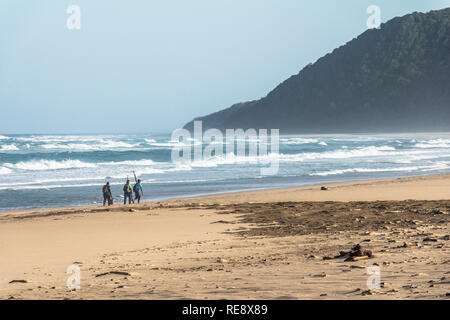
[1,174,449,300]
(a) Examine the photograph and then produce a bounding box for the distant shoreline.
[2,172,449,216]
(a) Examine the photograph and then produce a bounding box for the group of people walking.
[102,179,144,206]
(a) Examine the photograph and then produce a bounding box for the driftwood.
[345,255,371,262]
[95,271,131,277]
[9,280,28,284]
[323,244,374,262]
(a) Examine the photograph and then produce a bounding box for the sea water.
[0,133,449,211]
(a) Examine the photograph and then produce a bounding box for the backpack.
[133,184,139,194]
[123,184,129,193]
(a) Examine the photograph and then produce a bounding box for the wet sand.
[0,174,449,299]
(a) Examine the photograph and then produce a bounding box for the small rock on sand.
[361,289,372,296]
[313,273,327,278]
[350,265,365,269]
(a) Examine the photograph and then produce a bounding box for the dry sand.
[0,174,449,300]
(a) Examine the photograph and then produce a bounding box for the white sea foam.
[41,143,97,150]
[280,138,319,144]
[414,139,450,149]
[277,146,397,162]
[40,140,140,151]
[148,141,193,148]
[101,140,140,149]
[394,159,413,164]
[169,146,401,168]
[420,161,450,171]
[4,160,96,171]
[14,135,142,151]
[310,163,449,176]
[0,135,10,140]
[179,144,449,168]
[0,144,19,151]
[0,167,12,175]
[16,135,107,143]
[100,159,156,166]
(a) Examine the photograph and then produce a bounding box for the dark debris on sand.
[323,244,374,262]
[204,200,450,237]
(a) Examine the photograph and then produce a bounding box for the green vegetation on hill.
[184,8,450,133]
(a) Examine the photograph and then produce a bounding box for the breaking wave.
[414,139,450,149]
[4,160,96,171]
[280,138,319,144]
[40,140,141,151]
[311,163,450,176]
[0,144,19,151]
[0,167,12,175]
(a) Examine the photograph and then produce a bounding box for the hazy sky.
[1,0,449,134]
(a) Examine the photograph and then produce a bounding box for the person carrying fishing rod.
[132,171,144,204]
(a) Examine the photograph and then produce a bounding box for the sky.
[0,0,449,134]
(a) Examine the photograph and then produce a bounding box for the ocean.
[0,133,450,211]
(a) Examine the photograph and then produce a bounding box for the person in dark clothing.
[133,179,144,204]
[123,179,133,205]
[102,182,113,206]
